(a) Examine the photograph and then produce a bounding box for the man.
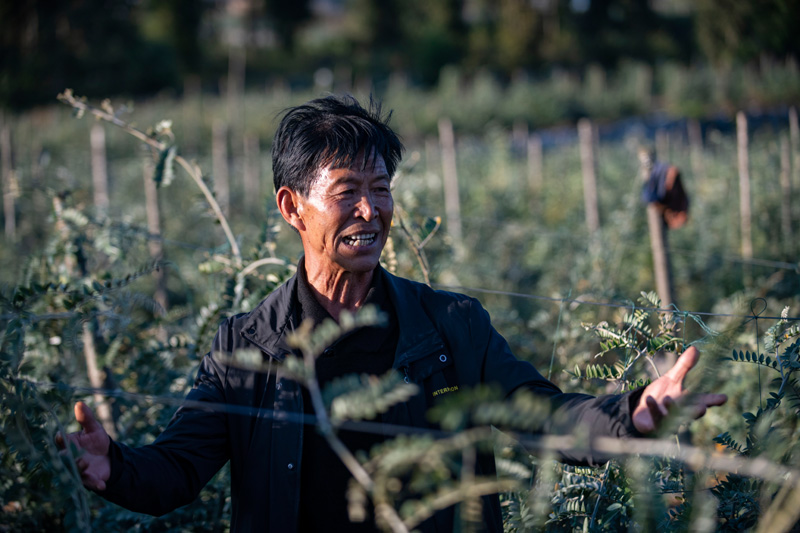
[61,95,726,531]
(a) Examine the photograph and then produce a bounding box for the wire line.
[432,284,800,321]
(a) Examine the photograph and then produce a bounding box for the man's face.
[295,153,393,277]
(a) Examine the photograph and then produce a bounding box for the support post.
[0,120,15,239]
[243,132,260,210]
[527,133,543,194]
[790,106,799,202]
[438,118,463,252]
[736,111,753,284]
[182,75,202,155]
[578,118,600,234]
[143,154,168,320]
[780,135,793,256]
[646,204,675,307]
[90,123,109,217]
[225,0,247,161]
[212,121,230,216]
[82,323,117,439]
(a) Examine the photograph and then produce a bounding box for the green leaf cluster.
[324,372,418,424]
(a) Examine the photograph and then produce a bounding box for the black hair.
[271,95,404,196]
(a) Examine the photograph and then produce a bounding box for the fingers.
[74,401,103,434]
[62,439,111,491]
[63,446,107,491]
[78,463,107,492]
[701,393,728,407]
[644,391,728,429]
[666,346,700,381]
[646,394,670,419]
[688,393,728,419]
[692,393,728,419]
[634,395,670,434]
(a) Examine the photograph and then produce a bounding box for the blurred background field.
[2,1,800,531]
[2,72,797,359]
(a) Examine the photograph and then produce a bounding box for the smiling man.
[61,95,726,532]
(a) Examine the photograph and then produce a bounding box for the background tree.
[0,0,178,108]
[695,0,800,66]
[569,0,693,67]
[263,0,312,52]
[138,0,209,79]
[397,0,466,85]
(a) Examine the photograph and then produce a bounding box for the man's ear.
[276,186,306,232]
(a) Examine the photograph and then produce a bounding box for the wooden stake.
[182,75,202,155]
[243,132,260,210]
[780,135,793,256]
[143,155,168,319]
[226,0,247,160]
[736,111,753,283]
[640,157,675,308]
[791,107,800,247]
[31,142,47,226]
[527,133,543,194]
[438,118,463,251]
[0,120,15,239]
[82,323,117,439]
[212,121,230,216]
[647,203,675,307]
[90,123,109,216]
[790,107,799,194]
[578,118,600,233]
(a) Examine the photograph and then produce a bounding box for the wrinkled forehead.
[319,147,387,175]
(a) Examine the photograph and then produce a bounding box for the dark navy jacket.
[101,268,642,531]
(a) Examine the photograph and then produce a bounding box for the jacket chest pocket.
[404,351,459,403]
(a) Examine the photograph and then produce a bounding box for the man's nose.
[355,194,378,220]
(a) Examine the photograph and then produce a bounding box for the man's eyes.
[335,186,390,196]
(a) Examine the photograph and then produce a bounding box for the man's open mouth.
[343,233,377,247]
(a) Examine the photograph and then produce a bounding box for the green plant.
[2,89,800,532]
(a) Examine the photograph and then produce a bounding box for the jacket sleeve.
[470,298,644,465]
[99,323,233,516]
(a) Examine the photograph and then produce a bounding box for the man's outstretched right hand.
[56,401,111,491]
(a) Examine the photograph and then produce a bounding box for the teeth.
[344,233,377,246]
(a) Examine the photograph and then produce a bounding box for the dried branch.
[57,90,242,264]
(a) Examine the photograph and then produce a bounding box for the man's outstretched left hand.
[632,346,728,434]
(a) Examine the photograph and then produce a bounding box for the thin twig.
[298,337,409,532]
[646,356,662,379]
[238,257,294,278]
[589,460,613,529]
[402,479,519,530]
[232,258,295,309]
[393,204,430,285]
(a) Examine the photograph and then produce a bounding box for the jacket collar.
[381,268,446,368]
[240,272,300,361]
[241,262,445,367]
